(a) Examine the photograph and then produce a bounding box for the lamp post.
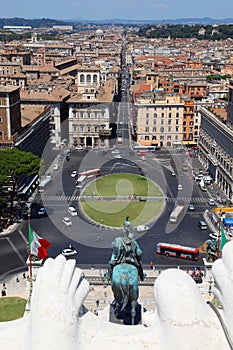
[217,205,223,259]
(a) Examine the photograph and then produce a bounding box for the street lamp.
[217,205,223,259]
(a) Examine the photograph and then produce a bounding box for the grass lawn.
[0,297,27,321]
[81,174,164,227]
[81,200,164,227]
[82,173,163,197]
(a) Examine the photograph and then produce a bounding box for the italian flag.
[29,225,51,260]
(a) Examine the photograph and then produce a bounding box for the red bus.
[79,168,101,179]
[157,242,200,261]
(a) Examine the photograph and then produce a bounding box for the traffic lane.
[0,230,28,282]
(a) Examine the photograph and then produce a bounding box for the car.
[198,220,208,230]
[188,204,195,211]
[178,184,183,191]
[209,232,219,240]
[74,145,83,151]
[46,173,52,180]
[61,248,77,257]
[68,206,77,216]
[171,172,176,176]
[136,225,149,232]
[38,207,46,215]
[141,156,146,161]
[53,164,59,170]
[62,217,72,227]
[207,198,215,206]
[71,170,78,178]
[111,149,120,154]
[114,154,122,159]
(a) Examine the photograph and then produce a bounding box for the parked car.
[207,198,215,206]
[74,146,83,151]
[61,248,77,257]
[198,220,208,230]
[71,170,78,178]
[209,232,218,240]
[68,206,77,216]
[38,207,46,215]
[62,217,72,227]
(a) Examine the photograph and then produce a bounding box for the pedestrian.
[150,261,154,269]
[23,272,26,279]
[96,299,100,307]
[16,276,19,283]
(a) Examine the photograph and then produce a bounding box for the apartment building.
[0,85,21,148]
[199,106,233,201]
[134,91,184,147]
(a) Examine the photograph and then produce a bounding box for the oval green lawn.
[82,173,163,197]
[80,173,164,227]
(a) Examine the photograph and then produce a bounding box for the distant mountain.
[0,17,233,28]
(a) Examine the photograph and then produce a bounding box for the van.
[198,221,207,230]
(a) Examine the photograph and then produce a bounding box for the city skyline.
[1,0,233,21]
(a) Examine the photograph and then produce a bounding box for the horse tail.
[120,273,129,311]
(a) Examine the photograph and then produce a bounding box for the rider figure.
[106,216,145,281]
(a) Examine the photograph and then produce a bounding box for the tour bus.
[156,242,200,261]
[76,175,87,189]
[169,205,185,223]
[79,168,101,179]
[38,178,52,193]
[133,145,158,153]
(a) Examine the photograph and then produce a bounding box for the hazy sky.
[2,0,233,21]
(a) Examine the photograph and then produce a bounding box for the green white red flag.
[28,225,51,260]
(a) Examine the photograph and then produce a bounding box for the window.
[93,74,97,83]
[94,112,98,119]
[145,136,149,140]
[87,125,91,132]
[160,127,164,133]
[101,111,105,118]
[153,127,156,132]
[94,126,98,132]
[176,120,179,125]
[168,112,172,118]
[80,74,84,83]
[146,113,149,119]
[73,124,77,132]
[145,127,149,132]
[146,120,149,125]
[153,120,156,125]
[0,117,2,123]
[161,113,164,118]
[176,127,179,132]
[161,119,164,125]
[80,125,84,132]
[80,112,84,118]
[87,74,91,83]
[168,126,171,132]
[176,113,179,118]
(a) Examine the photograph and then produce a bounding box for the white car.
[207,198,215,206]
[68,206,78,216]
[114,154,122,159]
[62,217,72,227]
[71,170,78,178]
[53,164,59,170]
[61,248,77,257]
[74,146,83,151]
[209,232,218,240]
[38,207,46,215]
[178,184,183,191]
[136,225,149,232]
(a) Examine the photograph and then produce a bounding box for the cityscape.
[0,14,233,349]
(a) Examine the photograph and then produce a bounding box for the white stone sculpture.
[1,242,233,350]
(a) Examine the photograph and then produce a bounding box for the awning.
[183,141,196,145]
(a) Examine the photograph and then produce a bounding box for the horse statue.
[106,216,145,325]
[111,263,139,325]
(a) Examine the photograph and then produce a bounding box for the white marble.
[1,242,233,350]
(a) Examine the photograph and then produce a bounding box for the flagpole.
[28,208,33,302]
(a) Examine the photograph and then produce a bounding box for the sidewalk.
[0,268,215,313]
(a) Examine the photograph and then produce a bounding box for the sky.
[1,0,233,21]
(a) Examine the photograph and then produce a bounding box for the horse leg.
[131,300,137,325]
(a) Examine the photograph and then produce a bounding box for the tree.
[0,148,42,217]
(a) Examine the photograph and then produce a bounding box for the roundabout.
[80,173,165,227]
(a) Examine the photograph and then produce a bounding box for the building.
[0,85,21,148]
[199,106,233,201]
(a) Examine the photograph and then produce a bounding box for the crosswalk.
[39,194,208,204]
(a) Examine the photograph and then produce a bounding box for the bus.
[79,168,101,179]
[76,175,87,189]
[38,178,52,193]
[133,145,158,153]
[157,242,200,261]
[169,205,185,223]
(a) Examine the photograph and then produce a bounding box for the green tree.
[0,149,42,217]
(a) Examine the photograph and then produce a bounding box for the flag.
[220,225,228,251]
[29,225,51,260]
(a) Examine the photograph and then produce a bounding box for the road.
[0,148,215,282]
